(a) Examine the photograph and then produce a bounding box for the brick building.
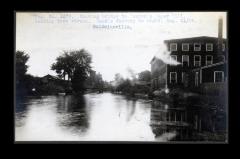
[150,18,227,92]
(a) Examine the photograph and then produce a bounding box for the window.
[170,72,177,84]
[152,78,157,89]
[214,71,224,83]
[195,72,199,87]
[182,72,188,87]
[170,55,177,63]
[154,79,158,88]
[206,43,213,51]
[194,43,201,51]
[194,55,201,67]
[166,112,170,121]
[182,55,189,67]
[206,55,213,66]
[182,43,189,51]
[170,43,177,51]
[222,43,226,51]
[182,72,185,83]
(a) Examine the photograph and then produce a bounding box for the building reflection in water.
[150,97,227,141]
[150,100,190,141]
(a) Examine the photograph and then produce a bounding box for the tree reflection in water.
[15,96,43,127]
[125,97,137,122]
[56,94,89,134]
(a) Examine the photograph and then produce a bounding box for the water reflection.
[56,95,89,134]
[125,98,137,122]
[15,92,226,141]
[15,93,155,141]
[150,100,190,141]
[15,96,43,127]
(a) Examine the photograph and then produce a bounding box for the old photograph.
[15,12,228,142]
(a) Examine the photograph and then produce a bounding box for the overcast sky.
[16,12,227,82]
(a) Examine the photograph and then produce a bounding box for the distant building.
[40,74,71,94]
[41,74,62,83]
[133,81,151,86]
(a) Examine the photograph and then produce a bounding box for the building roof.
[134,81,151,85]
[42,74,61,80]
[164,36,227,43]
[150,56,157,64]
[192,61,227,71]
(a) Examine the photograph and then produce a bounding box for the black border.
[4,0,240,146]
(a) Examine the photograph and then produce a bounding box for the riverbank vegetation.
[51,49,93,94]
[16,49,110,97]
[111,71,152,98]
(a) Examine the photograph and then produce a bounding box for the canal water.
[15,92,177,142]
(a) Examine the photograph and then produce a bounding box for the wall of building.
[150,37,227,91]
[151,57,167,90]
[188,62,227,95]
[164,37,227,89]
[202,63,226,83]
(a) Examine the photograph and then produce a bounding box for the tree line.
[16,49,106,96]
[16,48,152,97]
[111,70,152,97]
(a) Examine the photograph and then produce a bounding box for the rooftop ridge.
[164,36,227,42]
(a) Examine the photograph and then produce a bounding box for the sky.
[16,12,227,82]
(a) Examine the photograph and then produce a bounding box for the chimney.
[218,17,223,54]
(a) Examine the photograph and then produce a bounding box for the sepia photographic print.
[15,11,228,143]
